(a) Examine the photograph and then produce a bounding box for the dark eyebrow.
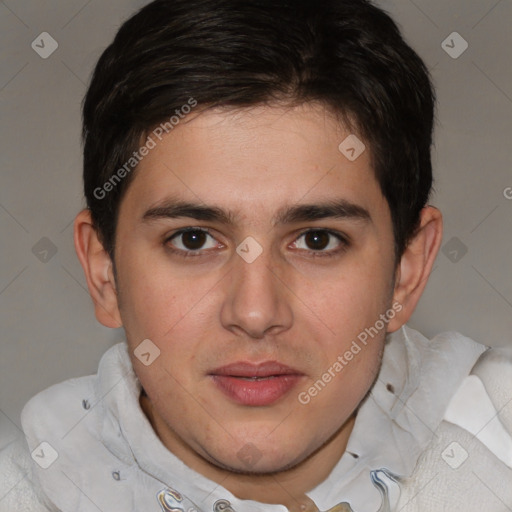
[142,200,235,224]
[275,200,371,225]
[142,198,371,226]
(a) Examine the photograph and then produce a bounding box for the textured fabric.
[391,347,512,511]
[0,325,510,512]
[0,435,57,512]
[396,420,512,510]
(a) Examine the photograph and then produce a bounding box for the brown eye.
[181,230,207,250]
[304,231,330,250]
[168,228,217,252]
[292,229,348,257]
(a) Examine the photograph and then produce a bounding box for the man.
[1,0,511,510]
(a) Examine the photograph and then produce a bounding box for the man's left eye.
[292,230,347,253]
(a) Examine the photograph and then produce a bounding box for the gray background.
[1,0,511,444]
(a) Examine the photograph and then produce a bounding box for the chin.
[204,440,311,476]
[213,456,303,476]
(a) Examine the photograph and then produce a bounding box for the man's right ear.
[73,209,123,328]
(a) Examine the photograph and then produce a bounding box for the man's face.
[112,103,398,474]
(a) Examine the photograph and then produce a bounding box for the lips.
[209,361,304,406]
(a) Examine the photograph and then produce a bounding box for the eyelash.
[164,227,350,259]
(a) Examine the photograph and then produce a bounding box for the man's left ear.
[387,206,443,332]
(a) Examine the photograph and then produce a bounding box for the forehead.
[120,103,388,226]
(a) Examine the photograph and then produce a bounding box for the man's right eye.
[165,228,220,255]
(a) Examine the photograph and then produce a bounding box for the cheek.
[305,258,392,334]
[299,258,390,395]
[116,247,203,339]
[306,330,384,419]
[118,278,174,342]
[117,256,213,384]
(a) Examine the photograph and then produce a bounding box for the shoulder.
[20,373,97,439]
[0,372,97,512]
[0,434,56,512]
[470,345,512,429]
[395,345,512,511]
[20,342,129,443]
[443,345,512,459]
[8,343,137,511]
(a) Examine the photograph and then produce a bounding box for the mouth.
[209,361,304,406]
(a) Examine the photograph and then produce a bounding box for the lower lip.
[211,375,302,406]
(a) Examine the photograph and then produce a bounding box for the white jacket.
[1,325,511,512]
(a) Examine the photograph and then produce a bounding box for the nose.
[219,242,294,339]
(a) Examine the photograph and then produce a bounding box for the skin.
[74,102,442,510]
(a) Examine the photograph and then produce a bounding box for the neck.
[140,393,356,510]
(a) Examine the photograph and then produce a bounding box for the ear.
[73,209,122,328]
[387,206,443,332]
